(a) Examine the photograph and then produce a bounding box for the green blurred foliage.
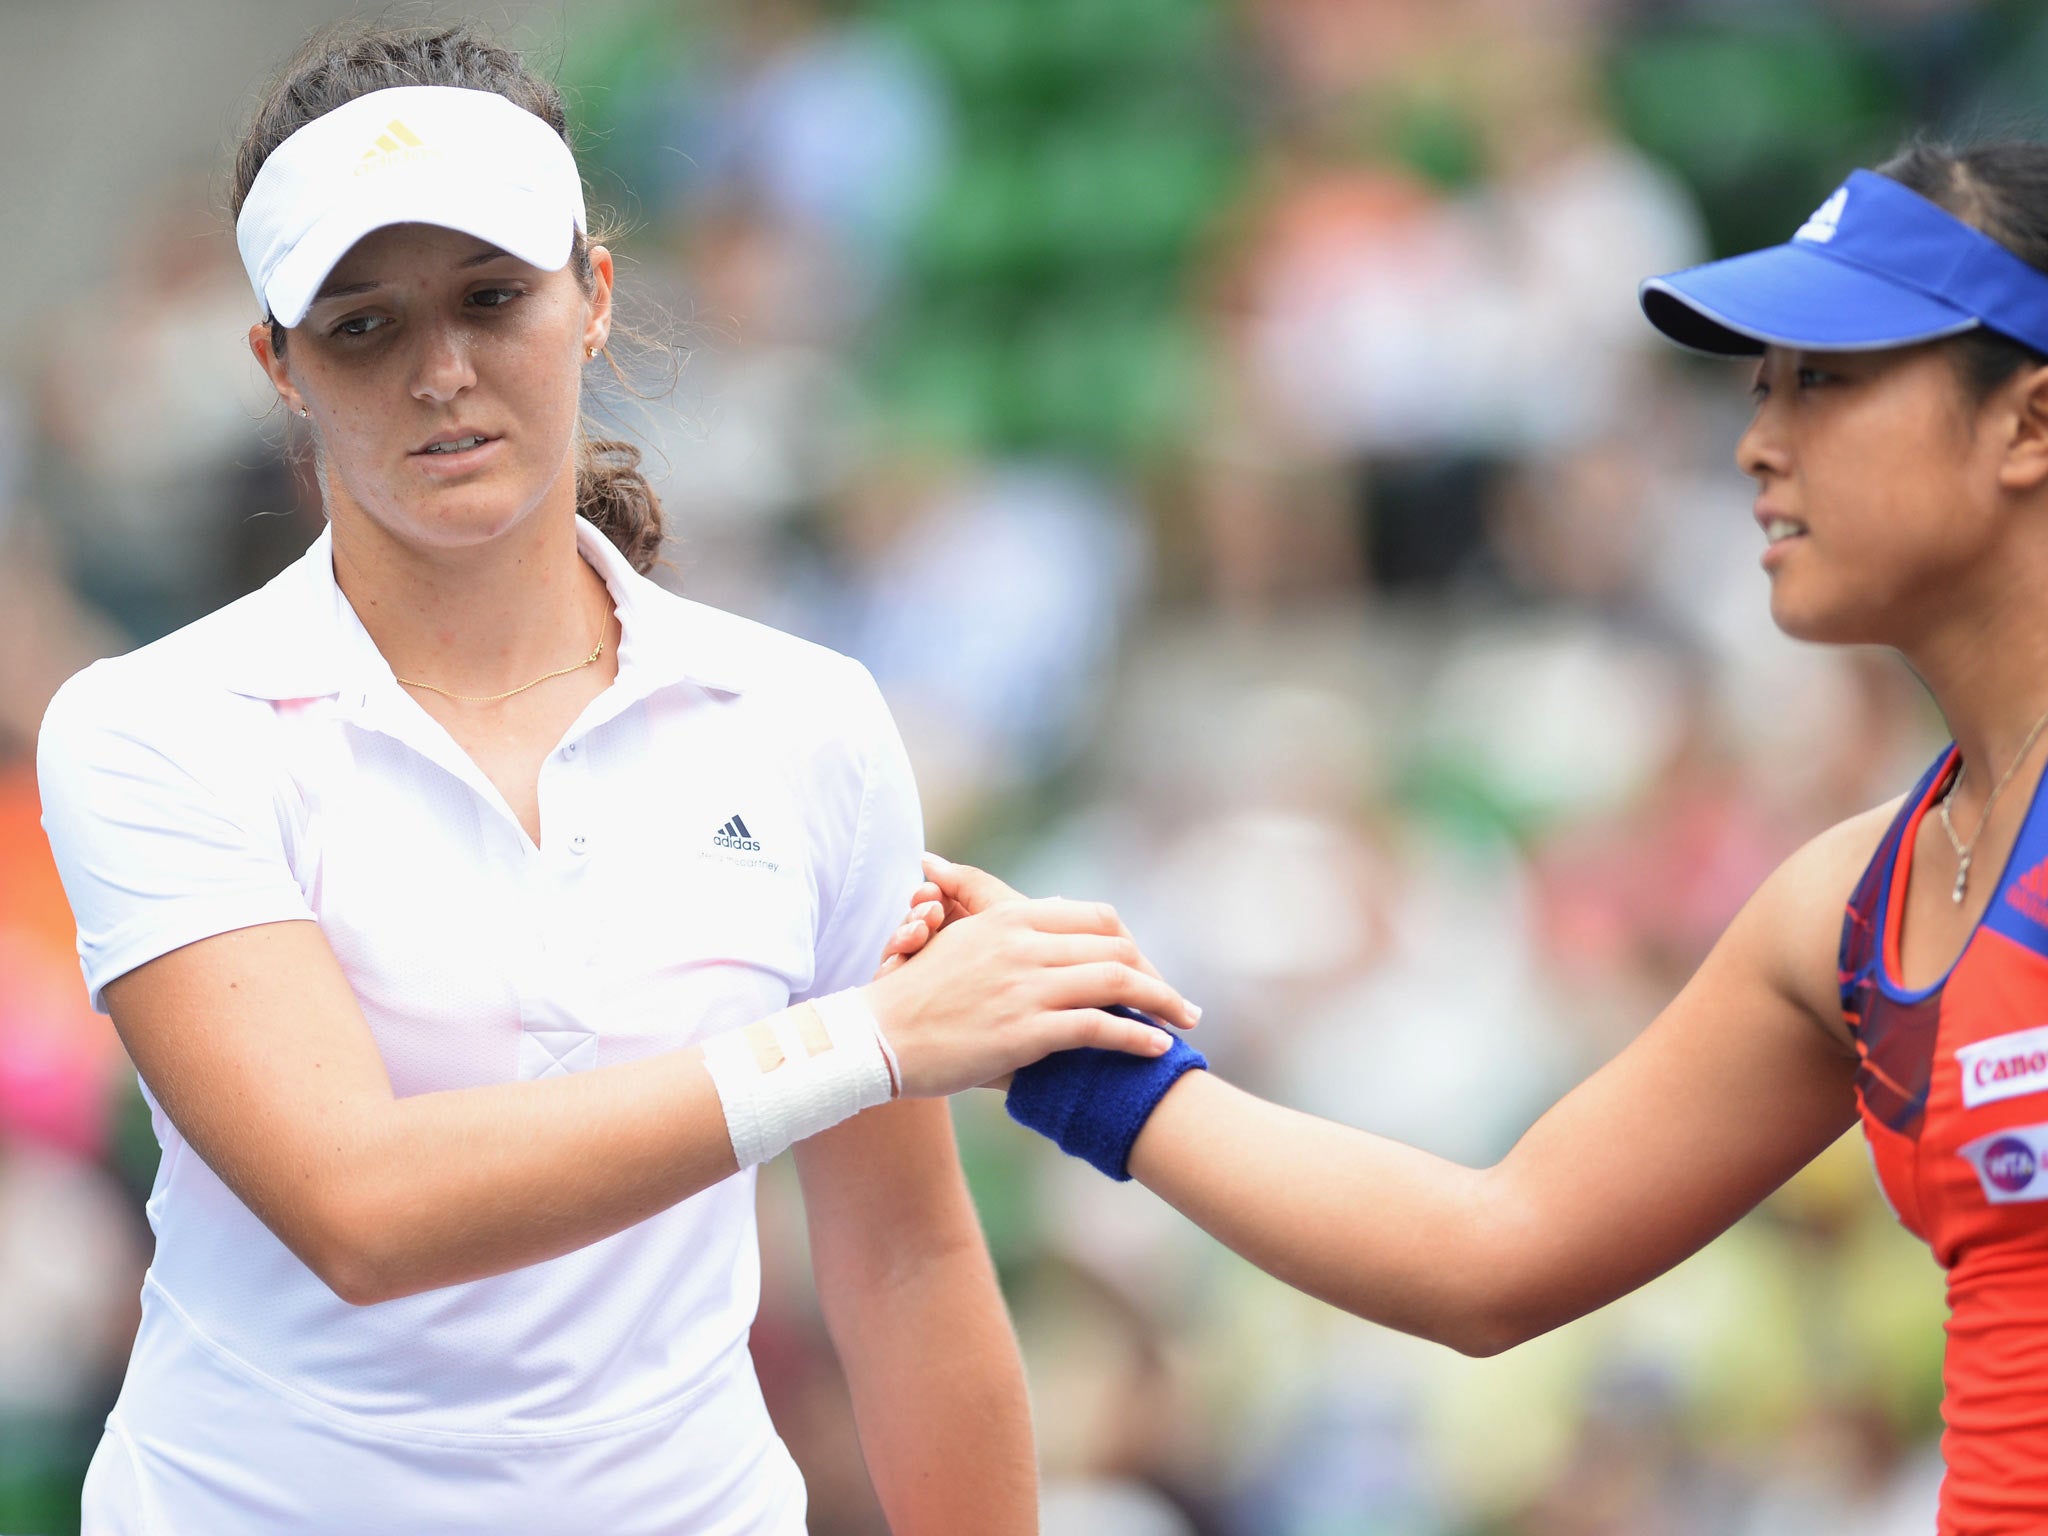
[1607,13,1905,256]
[874,0,1241,458]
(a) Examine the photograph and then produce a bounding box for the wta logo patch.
[1959,1124,2048,1203]
[1956,1025,2048,1109]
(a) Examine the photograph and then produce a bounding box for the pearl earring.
[297,406,309,419]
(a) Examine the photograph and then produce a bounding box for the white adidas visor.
[235,84,587,329]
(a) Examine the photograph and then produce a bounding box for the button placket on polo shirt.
[325,561,643,1084]
[514,729,600,1080]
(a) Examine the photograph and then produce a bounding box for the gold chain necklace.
[395,609,611,705]
[1937,701,2048,905]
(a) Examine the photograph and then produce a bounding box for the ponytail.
[576,433,664,575]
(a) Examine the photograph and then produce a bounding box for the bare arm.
[906,814,1884,1356]
[1127,811,1879,1355]
[794,1100,1035,1535]
[108,921,742,1306]
[105,897,1197,1307]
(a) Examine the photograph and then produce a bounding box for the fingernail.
[1151,1033,1171,1053]
[924,852,955,869]
[1187,1003,1203,1023]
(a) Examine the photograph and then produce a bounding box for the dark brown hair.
[230,20,663,573]
[1880,141,2048,403]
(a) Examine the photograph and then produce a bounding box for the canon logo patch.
[1957,1025,2048,1110]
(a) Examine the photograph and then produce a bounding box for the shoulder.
[654,589,891,742]
[38,591,289,780]
[1765,797,1906,920]
[1738,796,1906,1049]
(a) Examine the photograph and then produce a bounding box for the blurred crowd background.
[12,0,2043,1530]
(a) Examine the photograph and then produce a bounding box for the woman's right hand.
[861,897,1200,1098]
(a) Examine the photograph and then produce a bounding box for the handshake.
[859,855,1206,1181]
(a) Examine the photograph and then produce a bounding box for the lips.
[406,430,507,480]
[1755,505,1808,544]
[411,429,500,456]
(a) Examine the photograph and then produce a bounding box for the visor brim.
[263,175,579,329]
[1640,241,1980,357]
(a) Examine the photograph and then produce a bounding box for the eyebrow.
[311,244,516,303]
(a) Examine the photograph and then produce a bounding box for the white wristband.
[701,988,897,1170]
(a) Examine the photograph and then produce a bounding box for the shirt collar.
[220,516,751,702]
[573,516,751,697]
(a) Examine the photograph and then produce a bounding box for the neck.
[1904,546,2048,808]
[327,497,610,698]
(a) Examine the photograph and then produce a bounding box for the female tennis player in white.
[35,23,1197,1535]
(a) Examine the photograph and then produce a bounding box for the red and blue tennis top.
[1843,745,2048,1533]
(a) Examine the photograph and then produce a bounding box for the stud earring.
[297,406,309,419]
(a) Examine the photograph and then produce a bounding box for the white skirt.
[80,1285,808,1535]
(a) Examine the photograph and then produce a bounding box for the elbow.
[318,1249,398,1308]
[1442,1310,1533,1359]
[1326,1290,1527,1357]
[1322,1265,1535,1357]
[295,1187,410,1308]
[322,1266,387,1309]
[305,1230,396,1308]
[1453,1294,1579,1357]
[1400,1284,1547,1358]
[1430,1171,1545,1358]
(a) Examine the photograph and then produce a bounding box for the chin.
[391,490,545,548]
[1766,576,1891,647]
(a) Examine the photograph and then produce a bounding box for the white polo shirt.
[37,516,925,1535]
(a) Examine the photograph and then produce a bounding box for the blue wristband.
[1006,1006,1207,1181]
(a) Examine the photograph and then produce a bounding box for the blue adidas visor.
[1640,169,2048,358]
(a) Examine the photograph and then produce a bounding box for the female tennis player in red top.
[885,142,2048,1533]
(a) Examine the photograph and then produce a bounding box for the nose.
[1735,397,1790,486]
[409,320,476,405]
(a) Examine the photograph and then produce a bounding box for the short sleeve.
[794,660,926,1002]
[36,666,315,1013]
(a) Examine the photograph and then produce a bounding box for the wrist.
[857,973,909,1045]
[1006,1016,1207,1181]
[1123,1064,1209,1185]
[701,990,896,1169]
[854,980,906,1097]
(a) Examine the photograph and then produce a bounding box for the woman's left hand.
[870,860,1171,1092]
[871,882,948,979]
[872,877,999,1083]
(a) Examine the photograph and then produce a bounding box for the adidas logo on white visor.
[356,117,434,175]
